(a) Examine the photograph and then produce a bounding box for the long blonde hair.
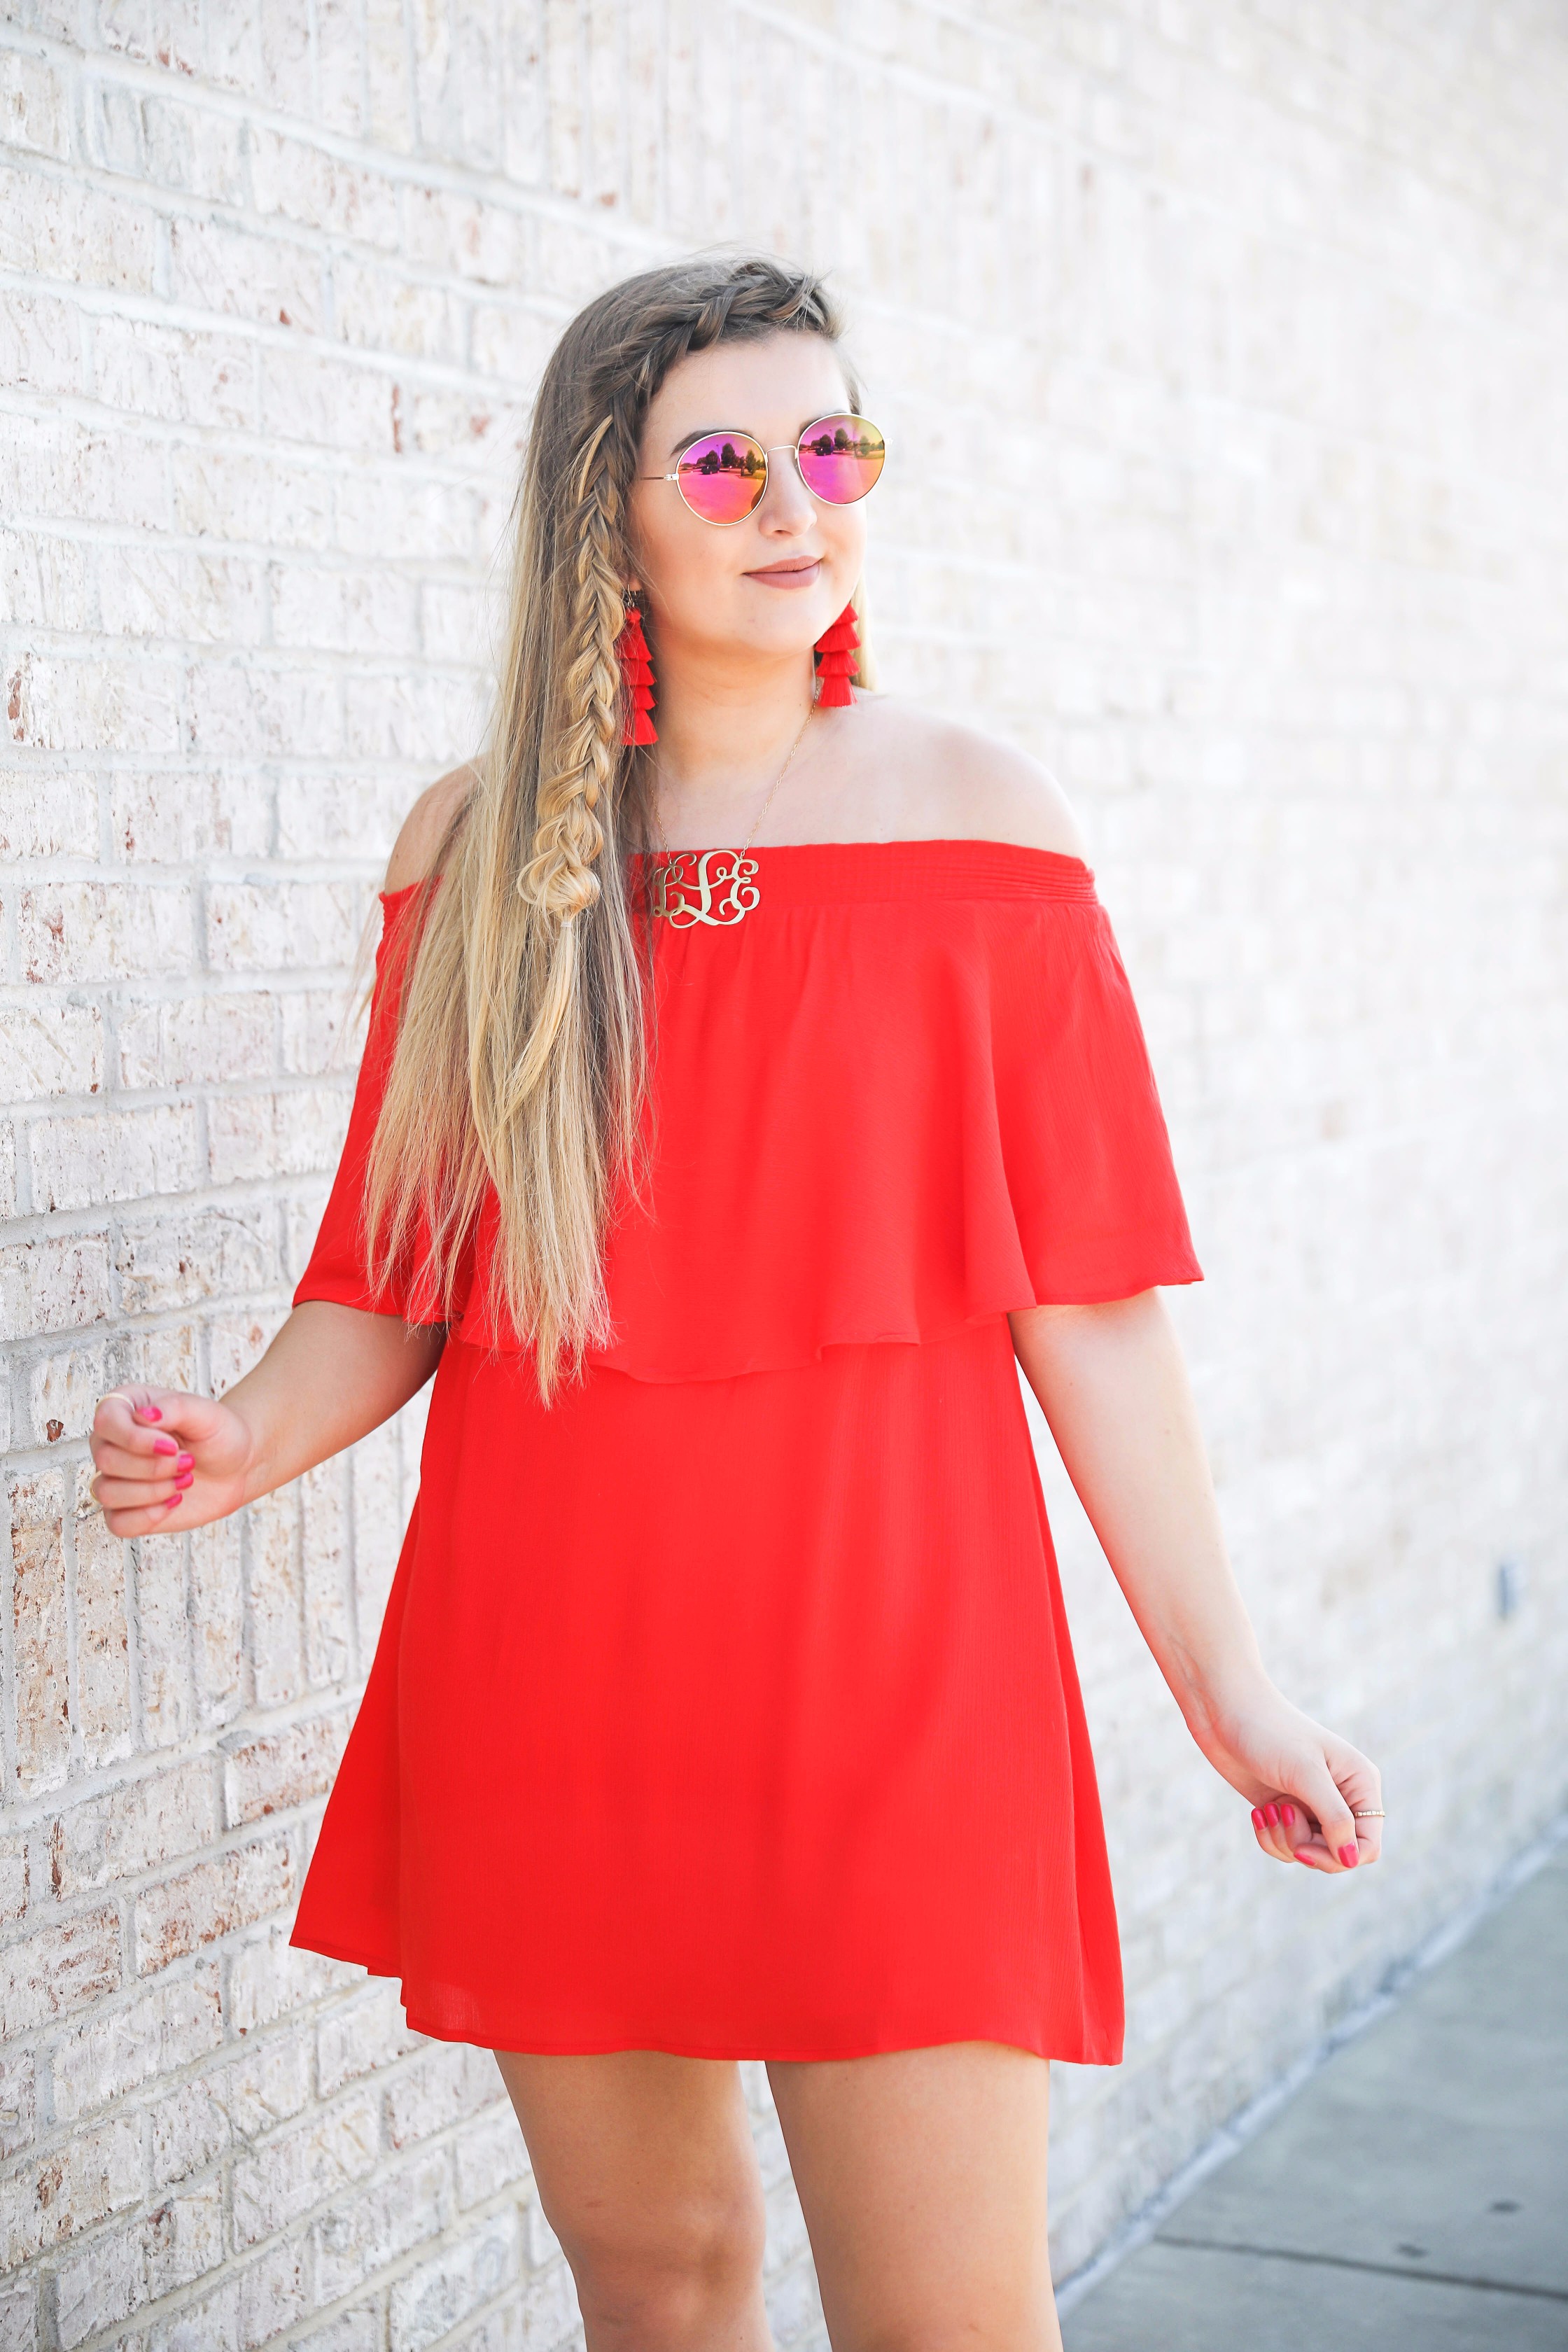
[360,254,872,1400]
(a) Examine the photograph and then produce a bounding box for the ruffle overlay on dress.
[294,841,1202,1373]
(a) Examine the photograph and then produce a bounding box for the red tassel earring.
[616,592,657,745]
[813,600,860,707]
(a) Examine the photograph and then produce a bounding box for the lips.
[747,558,822,584]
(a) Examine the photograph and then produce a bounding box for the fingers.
[1250,1747,1383,1876]
[91,1452,195,1533]
[88,1390,199,1534]
[1250,1798,1301,1864]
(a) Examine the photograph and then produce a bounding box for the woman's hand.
[87,1384,256,1536]
[1193,1673,1384,1875]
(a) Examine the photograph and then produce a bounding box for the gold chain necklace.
[648,701,815,927]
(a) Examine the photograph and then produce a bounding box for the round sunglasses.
[639,411,886,526]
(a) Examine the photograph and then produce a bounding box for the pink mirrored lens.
[675,432,768,522]
[796,415,885,505]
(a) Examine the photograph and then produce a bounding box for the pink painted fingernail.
[1294,1850,1315,1865]
[176,1454,194,1472]
[1338,1844,1358,1868]
[1282,1805,1296,1824]
[139,1406,163,1422]
[1264,1803,1279,1826]
[153,1435,178,1457]
[1251,1808,1264,1829]
[175,1471,193,1490]
[165,1492,182,1509]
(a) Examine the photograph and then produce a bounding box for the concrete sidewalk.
[1062,1845,1568,2351]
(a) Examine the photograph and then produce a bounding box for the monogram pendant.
[650,848,761,927]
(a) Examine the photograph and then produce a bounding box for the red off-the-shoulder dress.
[288,841,1201,2062]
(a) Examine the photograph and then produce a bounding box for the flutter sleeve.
[292,883,449,1324]
[981,890,1203,1303]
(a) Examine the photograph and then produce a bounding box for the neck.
[643,637,820,830]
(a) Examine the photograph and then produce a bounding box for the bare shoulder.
[383,762,478,892]
[848,696,1089,859]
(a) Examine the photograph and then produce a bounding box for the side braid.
[510,414,631,1102]
[517,414,626,922]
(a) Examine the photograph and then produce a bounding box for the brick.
[50,1758,219,1898]
[451,2101,530,2211]
[0,286,80,392]
[270,561,420,655]
[245,1485,302,1709]
[182,659,342,759]
[206,880,365,974]
[18,881,192,982]
[235,2239,308,2346]
[27,1336,108,1445]
[0,164,156,288]
[50,1964,223,2124]
[99,547,266,646]
[0,1905,120,2038]
[275,772,412,862]
[10,1469,69,1795]
[111,770,272,863]
[0,2114,142,2268]
[0,50,72,159]
[0,1232,111,1340]
[225,1918,346,2036]
[0,999,103,1103]
[168,216,326,333]
[188,1515,244,1732]
[118,992,275,1093]
[74,1513,133,1766]
[388,2213,520,2350]
[0,1838,26,1928]
[205,1305,279,1399]
[260,346,396,454]
[1,415,169,531]
[383,2043,501,2150]
[115,1203,276,1312]
[133,1528,193,1754]
[170,444,335,550]
[91,315,256,429]
[222,1706,350,1826]
[88,87,248,202]
[0,769,97,859]
[0,2047,36,2160]
[301,1459,354,1688]
[29,1102,200,1212]
[53,2216,146,2346]
[208,1084,354,1184]
[232,2085,379,2246]
[278,984,369,1080]
[332,257,461,360]
[132,1833,293,1974]
[315,1980,419,2099]
[309,2147,450,2302]
[6,650,181,755]
[251,131,401,246]
[0,2279,35,2352]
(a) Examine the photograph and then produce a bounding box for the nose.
[755,445,818,531]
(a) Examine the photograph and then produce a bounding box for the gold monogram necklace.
[648,701,816,928]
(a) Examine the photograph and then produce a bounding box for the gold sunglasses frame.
[637,411,886,526]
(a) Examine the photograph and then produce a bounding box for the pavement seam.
[1152,2233,1568,2305]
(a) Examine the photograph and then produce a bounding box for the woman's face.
[626,330,867,668]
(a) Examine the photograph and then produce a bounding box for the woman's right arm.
[88,764,478,1539]
[87,1306,444,1537]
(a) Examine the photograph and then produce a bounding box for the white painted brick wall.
[2,2,1566,2346]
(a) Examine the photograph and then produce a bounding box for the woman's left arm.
[1010,1289,1382,1874]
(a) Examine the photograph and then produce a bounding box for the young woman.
[90,255,1382,2351]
